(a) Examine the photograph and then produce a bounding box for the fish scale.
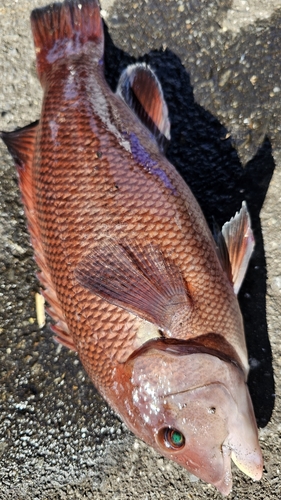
[36,61,243,366]
[1,0,263,495]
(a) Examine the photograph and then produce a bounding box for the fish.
[1,0,263,495]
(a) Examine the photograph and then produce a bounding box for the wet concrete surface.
[0,0,281,498]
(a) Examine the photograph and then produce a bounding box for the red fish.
[1,0,263,495]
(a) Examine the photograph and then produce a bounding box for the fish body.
[1,0,262,495]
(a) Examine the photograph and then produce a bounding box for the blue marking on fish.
[128,132,177,194]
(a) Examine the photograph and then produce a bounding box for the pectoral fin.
[216,202,255,294]
[75,240,190,332]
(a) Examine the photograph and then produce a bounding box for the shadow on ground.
[103,24,275,428]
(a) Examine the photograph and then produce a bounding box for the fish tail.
[31,0,103,83]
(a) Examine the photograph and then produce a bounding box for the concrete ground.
[0,0,281,498]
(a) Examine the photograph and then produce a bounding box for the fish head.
[153,381,262,495]
[129,351,263,496]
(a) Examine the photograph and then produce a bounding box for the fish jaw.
[226,383,263,482]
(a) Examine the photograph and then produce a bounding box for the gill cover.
[129,351,263,496]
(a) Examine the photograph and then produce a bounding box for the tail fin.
[31,0,103,83]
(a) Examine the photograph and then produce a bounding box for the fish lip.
[230,448,263,481]
[223,382,263,482]
[222,418,263,484]
[212,444,233,496]
[213,475,233,497]
[218,439,262,495]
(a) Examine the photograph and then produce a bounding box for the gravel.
[0,1,280,498]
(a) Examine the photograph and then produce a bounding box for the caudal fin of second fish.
[30,0,103,83]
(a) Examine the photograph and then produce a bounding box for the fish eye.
[157,427,185,451]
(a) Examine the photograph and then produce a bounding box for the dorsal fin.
[31,0,103,84]
[216,202,255,294]
[117,63,171,151]
[1,123,75,351]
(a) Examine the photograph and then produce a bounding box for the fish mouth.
[215,437,262,495]
[216,436,262,496]
[213,445,233,496]
[226,380,263,483]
